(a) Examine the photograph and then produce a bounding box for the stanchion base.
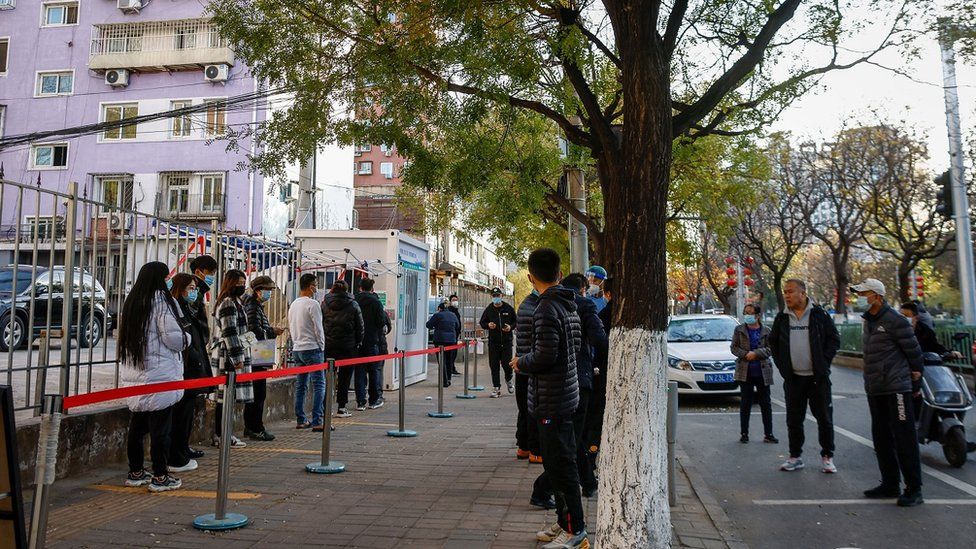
[427,411,454,418]
[456,394,476,399]
[468,385,486,391]
[305,461,346,474]
[193,513,249,531]
[387,429,418,437]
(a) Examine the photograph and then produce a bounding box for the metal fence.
[837,322,976,372]
[0,177,300,414]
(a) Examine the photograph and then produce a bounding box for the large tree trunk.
[832,248,850,317]
[898,259,913,303]
[596,17,672,547]
[773,271,786,312]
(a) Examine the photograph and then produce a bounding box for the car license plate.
[705,373,734,383]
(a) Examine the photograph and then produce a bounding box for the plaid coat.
[212,297,253,404]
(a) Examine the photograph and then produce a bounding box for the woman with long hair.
[731,303,778,444]
[167,273,213,471]
[119,261,189,492]
[211,269,252,448]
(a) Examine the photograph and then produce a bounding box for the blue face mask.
[261,290,272,302]
[204,274,216,288]
[743,314,757,325]
[165,279,173,290]
[492,297,502,305]
[186,289,199,303]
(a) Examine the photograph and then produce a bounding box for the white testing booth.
[291,229,431,388]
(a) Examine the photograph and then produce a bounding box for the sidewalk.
[38,363,743,548]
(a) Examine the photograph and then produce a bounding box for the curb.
[676,446,749,549]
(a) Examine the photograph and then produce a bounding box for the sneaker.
[148,475,182,493]
[356,403,368,412]
[296,421,312,429]
[764,435,779,444]
[863,484,900,499]
[740,434,749,443]
[187,448,205,459]
[529,453,543,464]
[529,495,557,510]
[536,522,563,542]
[516,449,531,460]
[582,485,598,498]
[246,430,276,441]
[369,399,385,409]
[507,380,514,394]
[335,408,352,418]
[821,456,837,474]
[780,457,804,471]
[167,459,198,473]
[897,489,924,507]
[490,388,501,398]
[542,529,589,549]
[312,424,324,432]
[212,435,247,448]
[125,470,152,487]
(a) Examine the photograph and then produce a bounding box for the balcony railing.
[90,18,234,71]
[156,192,226,221]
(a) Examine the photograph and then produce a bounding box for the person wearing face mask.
[447,295,463,375]
[731,304,777,444]
[583,266,608,313]
[900,302,963,359]
[479,287,517,398]
[769,279,840,474]
[853,279,925,507]
[242,276,283,441]
[211,270,252,449]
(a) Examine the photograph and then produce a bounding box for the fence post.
[59,182,79,398]
[32,335,51,417]
[388,351,417,437]
[307,360,346,473]
[428,346,454,418]
[27,394,62,549]
[194,369,249,530]
[457,339,476,400]
[468,338,484,391]
[667,381,678,507]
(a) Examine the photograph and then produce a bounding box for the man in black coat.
[512,248,588,548]
[515,291,543,465]
[585,278,613,462]
[447,294,463,375]
[322,280,365,417]
[479,287,517,397]
[356,277,391,409]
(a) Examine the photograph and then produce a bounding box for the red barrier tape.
[403,347,440,358]
[334,352,402,368]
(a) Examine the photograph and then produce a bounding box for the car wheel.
[78,315,102,348]
[0,315,27,352]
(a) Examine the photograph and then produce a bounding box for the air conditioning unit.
[108,212,130,230]
[104,69,129,87]
[117,0,142,13]
[0,0,16,11]
[204,64,230,82]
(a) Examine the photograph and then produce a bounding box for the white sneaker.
[541,531,573,548]
[536,523,563,542]
[822,456,837,474]
[335,408,353,418]
[490,388,501,398]
[507,380,515,393]
[780,457,804,471]
[168,459,198,473]
[212,435,247,448]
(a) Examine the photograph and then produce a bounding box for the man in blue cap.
[584,266,608,313]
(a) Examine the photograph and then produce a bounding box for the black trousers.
[868,392,923,491]
[169,391,199,466]
[584,372,606,451]
[574,388,596,491]
[739,378,774,437]
[332,348,359,408]
[488,343,513,388]
[784,374,835,458]
[535,417,586,535]
[128,406,174,477]
[243,368,268,432]
[436,344,456,386]
[515,375,539,454]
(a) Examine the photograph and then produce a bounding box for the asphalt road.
[679,365,976,549]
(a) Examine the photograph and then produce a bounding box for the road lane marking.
[771,397,976,498]
[90,484,261,499]
[753,498,976,505]
[679,412,787,416]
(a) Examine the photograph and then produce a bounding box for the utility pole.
[562,117,589,273]
[938,18,976,324]
[293,157,315,230]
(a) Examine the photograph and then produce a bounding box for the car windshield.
[0,270,35,294]
[667,317,737,342]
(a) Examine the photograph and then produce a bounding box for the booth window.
[403,269,418,334]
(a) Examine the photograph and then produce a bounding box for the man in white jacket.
[289,273,327,430]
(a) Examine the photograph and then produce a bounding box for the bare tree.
[701,227,736,314]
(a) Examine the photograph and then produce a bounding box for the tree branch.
[664,0,689,56]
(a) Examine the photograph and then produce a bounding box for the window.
[166,174,190,213]
[42,2,78,26]
[170,100,192,138]
[31,143,68,169]
[0,38,8,75]
[402,269,419,334]
[102,103,138,140]
[380,162,394,179]
[204,100,226,136]
[25,216,63,240]
[358,161,373,175]
[99,177,133,212]
[36,71,72,96]
[356,143,371,154]
[174,24,197,50]
[201,174,223,212]
[0,105,5,138]
[0,0,15,10]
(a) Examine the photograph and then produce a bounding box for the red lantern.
[726,279,737,287]
[725,256,735,265]
[744,278,755,287]
[678,294,686,301]
[725,267,736,276]
[744,256,755,265]
[917,291,924,297]
[916,283,924,290]
[743,268,753,276]
[915,276,924,282]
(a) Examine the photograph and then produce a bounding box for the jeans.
[128,406,174,477]
[739,378,774,437]
[169,392,199,467]
[868,392,923,491]
[537,416,586,534]
[784,374,835,458]
[573,388,596,492]
[488,344,513,388]
[293,349,326,426]
[515,375,540,454]
[243,367,268,433]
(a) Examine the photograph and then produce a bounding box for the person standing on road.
[356,277,390,409]
[211,269,253,449]
[242,275,283,441]
[583,266,608,313]
[855,279,925,507]
[769,279,840,473]
[289,274,327,431]
[731,304,778,444]
[120,261,189,492]
[515,289,543,466]
[322,280,365,417]
[448,294,463,375]
[426,301,461,388]
[479,287,517,398]
[168,273,212,473]
[512,248,588,549]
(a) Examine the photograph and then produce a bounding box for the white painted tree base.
[595,327,670,548]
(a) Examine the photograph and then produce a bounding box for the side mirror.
[34,286,47,296]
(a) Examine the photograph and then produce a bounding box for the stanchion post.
[469,338,484,391]
[429,346,454,418]
[388,351,417,437]
[457,339,475,399]
[28,394,62,549]
[667,381,678,507]
[194,368,249,530]
[307,360,346,473]
[32,335,51,417]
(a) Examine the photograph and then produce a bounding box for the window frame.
[203,99,226,137]
[35,70,74,97]
[41,1,80,27]
[0,105,5,139]
[29,142,69,171]
[170,99,193,138]
[199,173,224,212]
[164,174,191,214]
[358,161,373,175]
[0,37,8,76]
[380,161,394,179]
[101,102,139,141]
[97,176,134,213]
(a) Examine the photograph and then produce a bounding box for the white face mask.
[856,296,869,308]
[450,300,458,307]
[586,284,601,297]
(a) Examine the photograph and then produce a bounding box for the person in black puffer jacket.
[512,249,587,546]
[355,278,391,408]
[321,280,365,415]
[515,291,542,464]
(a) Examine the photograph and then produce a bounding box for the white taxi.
[667,314,740,395]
